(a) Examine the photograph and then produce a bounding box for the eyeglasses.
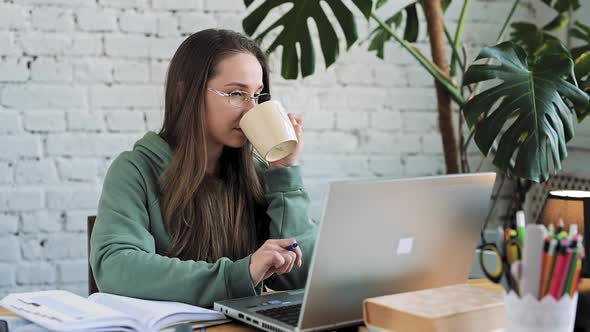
[207,88,271,107]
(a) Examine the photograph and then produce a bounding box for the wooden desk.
[1,279,588,331]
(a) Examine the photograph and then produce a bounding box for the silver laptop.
[214,172,497,332]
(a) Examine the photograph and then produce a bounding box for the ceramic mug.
[239,100,298,162]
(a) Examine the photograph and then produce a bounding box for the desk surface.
[1,279,588,332]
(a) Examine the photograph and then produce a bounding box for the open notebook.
[0,290,229,332]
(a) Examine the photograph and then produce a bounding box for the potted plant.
[241,0,589,181]
[241,0,590,221]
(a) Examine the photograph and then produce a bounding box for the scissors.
[478,234,522,293]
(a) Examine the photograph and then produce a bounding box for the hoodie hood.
[133,131,173,174]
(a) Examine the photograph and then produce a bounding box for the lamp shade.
[540,190,589,278]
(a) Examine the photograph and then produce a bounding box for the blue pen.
[285,243,298,251]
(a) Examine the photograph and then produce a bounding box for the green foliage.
[368,3,418,59]
[571,21,590,60]
[541,0,580,13]
[510,0,580,59]
[510,22,546,56]
[574,51,590,121]
[462,41,589,182]
[367,0,452,60]
[242,0,372,79]
[242,0,590,183]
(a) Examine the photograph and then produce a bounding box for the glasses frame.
[207,88,271,107]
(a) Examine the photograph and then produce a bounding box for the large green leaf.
[441,0,452,11]
[367,0,452,60]
[242,0,372,79]
[375,0,387,9]
[374,0,451,13]
[509,21,564,59]
[552,0,581,12]
[571,21,590,60]
[367,12,402,59]
[403,3,419,42]
[510,22,544,56]
[574,52,590,121]
[462,41,589,182]
[574,52,590,78]
[542,14,569,32]
[541,0,581,12]
[367,2,418,59]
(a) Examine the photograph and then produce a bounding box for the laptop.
[214,172,497,332]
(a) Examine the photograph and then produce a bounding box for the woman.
[90,29,317,307]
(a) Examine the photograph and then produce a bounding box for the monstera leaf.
[510,0,578,59]
[368,3,418,59]
[542,14,569,32]
[462,41,589,182]
[575,52,590,78]
[571,21,590,60]
[367,0,451,60]
[242,0,372,79]
[541,0,581,12]
[574,52,590,121]
[509,22,561,58]
[510,22,545,56]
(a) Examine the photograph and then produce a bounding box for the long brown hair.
[159,29,270,262]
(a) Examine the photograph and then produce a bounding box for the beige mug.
[239,100,298,162]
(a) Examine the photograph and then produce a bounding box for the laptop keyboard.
[256,303,301,326]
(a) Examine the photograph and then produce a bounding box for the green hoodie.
[90,131,317,307]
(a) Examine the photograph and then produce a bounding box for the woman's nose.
[245,96,257,108]
[240,101,256,118]
[242,98,256,112]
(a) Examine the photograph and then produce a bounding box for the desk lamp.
[540,190,589,278]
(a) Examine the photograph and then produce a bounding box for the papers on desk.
[0,290,228,332]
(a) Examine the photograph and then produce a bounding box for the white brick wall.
[15,160,60,184]
[105,111,146,131]
[119,11,157,34]
[31,58,73,82]
[0,58,29,82]
[76,8,118,32]
[24,112,67,132]
[20,33,71,55]
[0,264,15,287]
[0,189,43,211]
[0,214,18,233]
[0,4,28,30]
[2,85,87,109]
[0,111,21,134]
[31,7,74,32]
[56,260,88,283]
[1,0,586,298]
[16,262,55,285]
[113,61,149,83]
[67,113,105,132]
[0,135,42,160]
[0,236,20,262]
[21,211,63,233]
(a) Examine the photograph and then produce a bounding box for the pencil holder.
[504,291,578,332]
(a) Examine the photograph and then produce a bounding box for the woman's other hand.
[249,238,303,286]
